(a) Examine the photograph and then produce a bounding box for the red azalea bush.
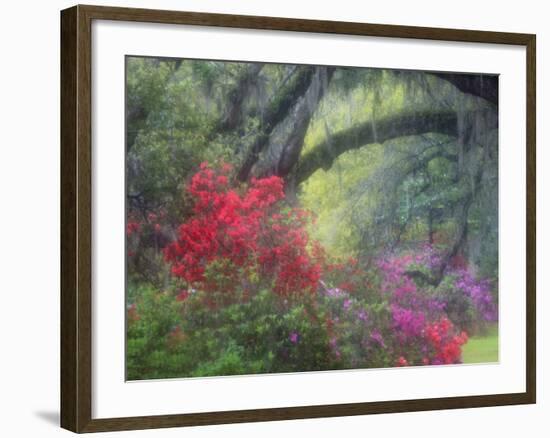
[424,317,469,365]
[164,162,321,297]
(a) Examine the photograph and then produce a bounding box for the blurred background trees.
[127,57,498,288]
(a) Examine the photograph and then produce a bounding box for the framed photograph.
[60,4,536,433]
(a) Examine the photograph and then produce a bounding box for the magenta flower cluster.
[391,304,426,341]
[454,269,498,322]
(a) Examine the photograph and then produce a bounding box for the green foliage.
[126,57,245,219]
[300,144,384,257]
[126,284,184,379]
[127,287,336,379]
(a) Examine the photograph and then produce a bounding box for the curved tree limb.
[432,73,498,105]
[295,109,497,185]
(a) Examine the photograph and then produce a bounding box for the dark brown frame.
[61,4,536,433]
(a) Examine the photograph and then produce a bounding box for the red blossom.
[127,303,140,322]
[425,318,468,364]
[164,163,321,296]
[126,221,141,236]
[176,290,190,301]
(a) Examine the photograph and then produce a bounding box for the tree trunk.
[237,66,317,181]
[249,67,335,189]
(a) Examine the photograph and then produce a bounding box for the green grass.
[462,324,499,364]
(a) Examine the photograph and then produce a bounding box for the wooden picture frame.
[61,4,536,433]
